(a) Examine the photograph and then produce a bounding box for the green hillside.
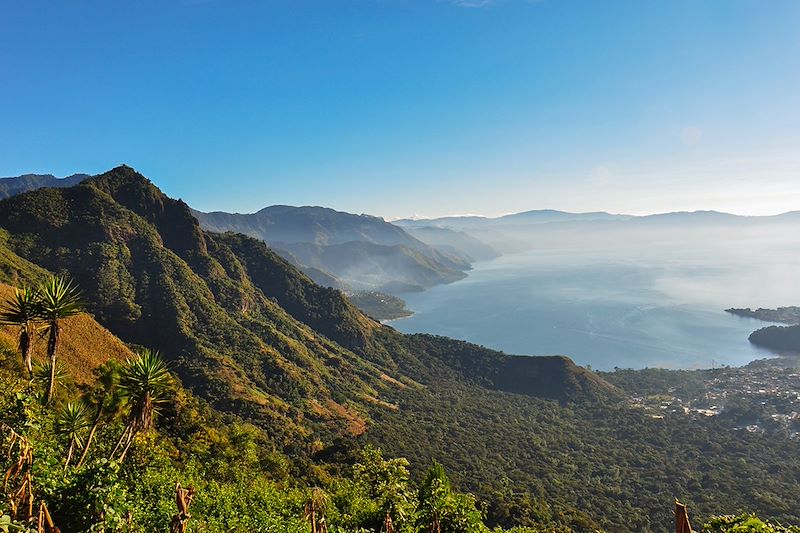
[0,166,609,443]
[195,204,472,294]
[2,166,800,532]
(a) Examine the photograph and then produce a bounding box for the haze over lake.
[391,239,800,370]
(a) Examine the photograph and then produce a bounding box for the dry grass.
[0,283,134,384]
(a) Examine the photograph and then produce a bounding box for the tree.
[0,286,42,376]
[111,349,171,462]
[353,446,416,532]
[417,462,487,533]
[37,277,84,404]
[56,401,90,470]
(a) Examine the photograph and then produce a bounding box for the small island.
[725,306,800,324]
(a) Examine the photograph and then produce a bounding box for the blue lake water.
[390,246,799,370]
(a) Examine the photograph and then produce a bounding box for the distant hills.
[395,209,632,229]
[194,205,471,293]
[0,172,90,200]
[395,208,800,228]
[396,208,800,256]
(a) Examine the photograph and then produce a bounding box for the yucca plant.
[0,286,42,376]
[56,402,90,469]
[76,362,124,469]
[33,360,66,400]
[112,349,171,462]
[37,276,84,404]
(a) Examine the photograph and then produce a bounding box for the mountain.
[395,209,631,229]
[196,205,429,249]
[496,209,632,225]
[4,167,800,531]
[274,240,467,293]
[401,226,500,262]
[0,166,612,439]
[0,172,90,200]
[194,205,471,293]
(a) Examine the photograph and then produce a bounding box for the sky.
[1,0,799,219]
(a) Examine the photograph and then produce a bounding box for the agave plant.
[56,402,90,469]
[37,276,84,404]
[32,360,66,400]
[111,349,171,462]
[0,286,42,376]
[75,362,124,469]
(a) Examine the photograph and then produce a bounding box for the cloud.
[681,126,703,145]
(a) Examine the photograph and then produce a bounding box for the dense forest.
[1,167,799,532]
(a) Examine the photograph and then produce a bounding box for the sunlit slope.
[0,283,134,384]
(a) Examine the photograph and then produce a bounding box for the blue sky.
[2,0,799,218]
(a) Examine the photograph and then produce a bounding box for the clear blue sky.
[2,1,799,218]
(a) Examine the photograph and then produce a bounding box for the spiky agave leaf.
[0,287,43,372]
[33,360,66,392]
[37,276,84,404]
[37,276,84,321]
[56,402,90,447]
[118,349,171,431]
[0,286,40,325]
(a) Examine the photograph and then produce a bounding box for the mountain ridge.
[0,166,617,437]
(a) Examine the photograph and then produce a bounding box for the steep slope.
[0,283,134,384]
[0,167,391,441]
[0,166,611,441]
[0,228,51,287]
[194,205,471,291]
[0,173,90,200]
[275,240,468,293]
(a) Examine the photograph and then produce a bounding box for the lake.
[390,243,800,370]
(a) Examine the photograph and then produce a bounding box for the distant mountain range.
[0,172,90,200]
[396,208,800,228]
[193,205,471,293]
[4,171,800,288]
[395,209,633,228]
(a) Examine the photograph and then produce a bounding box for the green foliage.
[37,276,84,323]
[55,401,90,467]
[703,514,800,533]
[417,462,486,533]
[346,291,412,321]
[32,361,66,399]
[0,286,41,374]
[118,350,170,430]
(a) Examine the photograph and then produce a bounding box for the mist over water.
[391,236,800,370]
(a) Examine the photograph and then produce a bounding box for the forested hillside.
[194,205,471,294]
[1,166,800,532]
